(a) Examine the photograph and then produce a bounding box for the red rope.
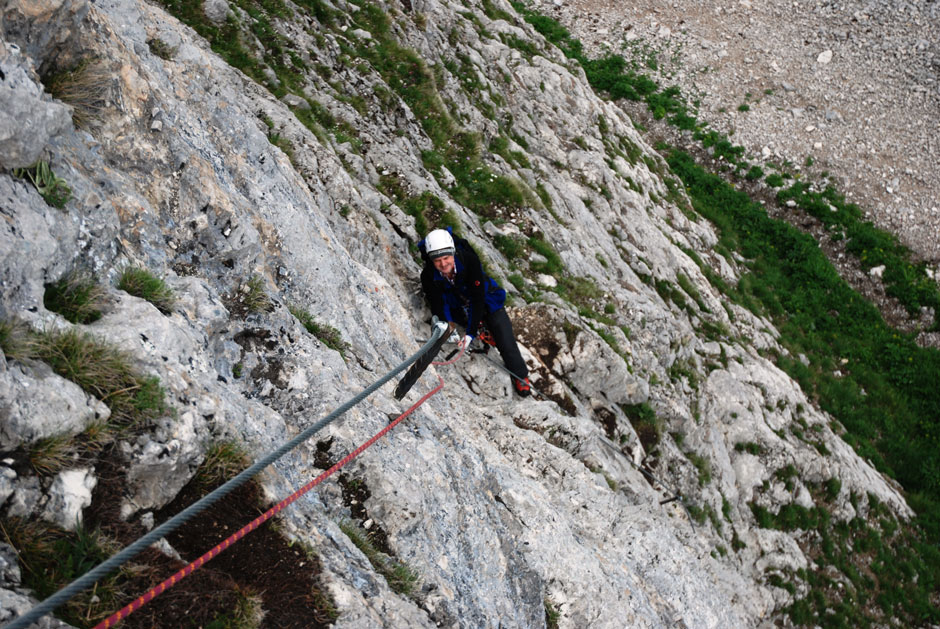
[95,375,446,629]
[432,339,466,366]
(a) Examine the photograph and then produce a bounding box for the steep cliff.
[0,0,927,627]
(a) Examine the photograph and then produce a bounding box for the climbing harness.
[5,322,452,629]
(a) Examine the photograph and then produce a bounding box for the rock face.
[0,41,72,169]
[0,0,916,627]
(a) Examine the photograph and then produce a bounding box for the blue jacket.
[419,229,506,337]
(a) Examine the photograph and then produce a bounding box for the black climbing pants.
[480,308,529,380]
[451,307,528,380]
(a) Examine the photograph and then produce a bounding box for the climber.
[418,227,531,397]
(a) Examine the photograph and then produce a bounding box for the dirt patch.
[82,450,335,628]
[154,475,335,628]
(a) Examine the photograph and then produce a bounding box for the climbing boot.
[513,377,531,397]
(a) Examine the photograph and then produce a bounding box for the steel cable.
[4,322,449,629]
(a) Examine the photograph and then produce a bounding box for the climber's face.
[432,255,455,277]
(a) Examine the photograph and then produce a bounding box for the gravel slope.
[529,0,940,264]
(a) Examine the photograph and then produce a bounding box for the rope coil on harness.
[4,323,451,629]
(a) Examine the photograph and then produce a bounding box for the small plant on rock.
[197,440,251,488]
[0,518,126,626]
[339,520,419,596]
[28,434,75,476]
[118,267,176,313]
[43,58,111,129]
[0,319,32,362]
[147,38,176,60]
[243,275,270,313]
[31,328,166,428]
[544,598,560,629]
[13,161,73,209]
[290,305,349,357]
[44,271,107,324]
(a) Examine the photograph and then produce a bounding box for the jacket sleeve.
[421,264,448,321]
[460,246,489,337]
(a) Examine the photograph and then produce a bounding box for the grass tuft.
[544,597,560,629]
[197,441,251,488]
[117,267,176,314]
[289,305,349,357]
[339,520,419,596]
[44,271,107,324]
[43,58,111,130]
[32,328,166,428]
[0,518,126,626]
[0,319,32,362]
[243,276,270,313]
[28,434,75,476]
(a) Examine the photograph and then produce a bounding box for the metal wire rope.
[93,374,448,628]
[4,322,450,629]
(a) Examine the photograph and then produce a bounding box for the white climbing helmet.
[425,229,455,259]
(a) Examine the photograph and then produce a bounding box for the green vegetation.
[44,271,106,324]
[493,233,525,261]
[544,598,560,629]
[751,495,938,627]
[13,161,73,209]
[339,520,420,596]
[515,0,939,332]
[28,434,74,477]
[527,236,564,275]
[377,178,456,238]
[744,165,764,181]
[507,3,940,623]
[621,402,661,452]
[349,2,529,219]
[147,38,177,60]
[32,328,167,428]
[734,441,764,455]
[197,441,251,487]
[776,181,940,322]
[290,305,349,357]
[204,588,265,629]
[42,58,110,129]
[1,321,167,447]
[685,450,711,486]
[0,519,126,627]
[0,319,31,362]
[117,267,176,313]
[668,148,940,624]
[243,275,270,313]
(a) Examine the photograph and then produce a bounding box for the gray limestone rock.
[1,0,90,67]
[0,43,72,169]
[202,0,231,25]
[0,361,110,451]
[41,468,96,531]
[0,0,922,626]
